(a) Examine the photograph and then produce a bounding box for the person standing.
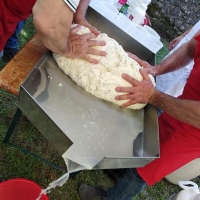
[3,20,25,61]
[79,31,200,200]
[0,0,106,62]
[156,21,200,97]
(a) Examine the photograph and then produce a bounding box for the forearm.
[155,41,195,76]
[73,0,100,35]
[35,25,71,55]
[32,0,73,55]
[181,28,191,37]
[75,0,91,19]
[149,90,200,129]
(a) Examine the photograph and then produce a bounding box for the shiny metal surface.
[17,8,159,169]
[86,7,155,64]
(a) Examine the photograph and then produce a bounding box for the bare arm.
[32,0,73,55]
[149,90,200,129]
[76,0,91,16]
[32,0,106,63]
[155,35,197,76]
[128,31,199,76]
[168,27,192,50]
[115,71,200,129]
[115,35,200,128]
[73,0,100,35]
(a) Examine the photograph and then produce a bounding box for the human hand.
[168,35,184,50]
[115,69,155,108]
[127,52,158,76]
[65,25,106,64]
[74,16,100,35]
[145,14,152,26]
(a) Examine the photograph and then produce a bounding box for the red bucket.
[0,178,48,200]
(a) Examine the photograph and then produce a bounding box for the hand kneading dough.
[53,25,155,109]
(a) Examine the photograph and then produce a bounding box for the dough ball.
[53,25,155,109]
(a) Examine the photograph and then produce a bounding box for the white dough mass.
[53,25,155,109]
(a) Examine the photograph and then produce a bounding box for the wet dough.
[53,25,155,109]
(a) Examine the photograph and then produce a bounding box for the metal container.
[17,7,159,169]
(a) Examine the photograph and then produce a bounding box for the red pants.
[137,35,200,186]
[0,0,36,50]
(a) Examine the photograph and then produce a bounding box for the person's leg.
[5,20,25,49]
[79,168,146,200]
[138,55,200,186]
[107,168,146,200]
[3,20,26,60]
[0,50,3,60]
[103,169,126,183]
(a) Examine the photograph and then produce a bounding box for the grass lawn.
[0,16,199,200]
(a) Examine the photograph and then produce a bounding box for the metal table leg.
[3,108,22,143]
[3,108,66,172]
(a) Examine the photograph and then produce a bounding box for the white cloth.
[156,21,200,97]
[63,0,80,12]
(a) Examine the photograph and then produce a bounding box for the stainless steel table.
[4,7,159,170]
[16,8,159,169]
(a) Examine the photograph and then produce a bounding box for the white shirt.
[64,0,80,12]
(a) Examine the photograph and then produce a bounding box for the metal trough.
[17,7,159,169]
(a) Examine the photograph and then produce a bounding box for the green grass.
[0,16,199,200]
[156,39,169,64]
